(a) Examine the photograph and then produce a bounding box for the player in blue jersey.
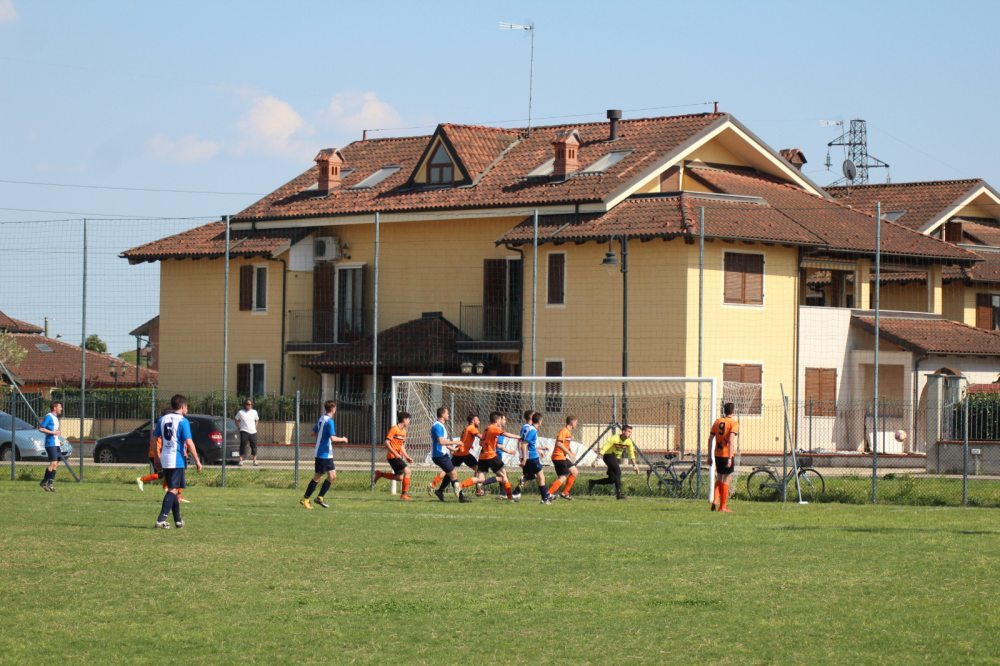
[300,401,348,509]
[153,394,202,529]
[37,401,63,492]
[430,407,470,503]
[512,411,552,503]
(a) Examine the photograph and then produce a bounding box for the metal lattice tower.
[826,119,890,185]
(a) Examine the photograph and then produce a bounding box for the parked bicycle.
[646,453,709,498]
[746,452,825,501]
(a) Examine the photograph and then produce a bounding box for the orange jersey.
[711,417,739,458]
[456,425,479,456]
[385,424,407,459]
[552,427,573,461]
[478,424,503,460]
[148,436,162,460]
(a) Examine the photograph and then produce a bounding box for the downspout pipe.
[278,257,288,395]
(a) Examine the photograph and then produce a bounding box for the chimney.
[552,130,580,179]
[315,149,344,193]
[779,148,808,171]
[607,109,622,141]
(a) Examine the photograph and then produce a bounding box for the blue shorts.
[522,457,543,480]
[45,446,62,462]
[163,468,186,489]
[432,455,454,474]
[314,457,335,474]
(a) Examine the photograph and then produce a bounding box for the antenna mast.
[826,118,890,185]
[500,21,535,134]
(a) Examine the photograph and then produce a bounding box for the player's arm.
[383,434,396,456]
[627,441,640,473]
[400,443,413,463]
[38,417,58,437]
[184,438,202,471]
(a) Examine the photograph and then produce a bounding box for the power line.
[0,178,265,196]
[0,206,219,220]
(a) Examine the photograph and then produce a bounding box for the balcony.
[286,308,371,352]
[457,303,521,353]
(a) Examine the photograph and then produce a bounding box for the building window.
[544,360,563,413]
[944,220,964,243]
[239,266,267,311]
[237,363,265,397]
[337,266,365,342]
[427,144,454,184]
[724,253,764,305]
[976,293,1000,330]
[722,363,762,415]
[804,368,837,417]
[547,253,565,305]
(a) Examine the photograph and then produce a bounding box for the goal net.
[719,380,759,496]
[388,376,716,499]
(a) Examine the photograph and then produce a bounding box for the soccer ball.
[894,430,907,442]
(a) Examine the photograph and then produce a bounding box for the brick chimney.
[552,130,580,179]
[779,148,807,171]
[315,149,344,193]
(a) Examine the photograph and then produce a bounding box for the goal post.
[389,376,717,498]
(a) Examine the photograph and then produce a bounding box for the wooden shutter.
[805,368,837,417]
[237,363,251,396]
[313,263,336,343]
[544,361,563,413]
[547,254,565,305]
[724,254,743,303]
[976,293,994,330]
[945,221,963,243]
[483,259,507,339]
[238,266,253,311]
[744,255,764,304]
[722,363,741,383]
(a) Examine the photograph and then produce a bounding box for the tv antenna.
[824,118,890,185]
[499,21,535,133]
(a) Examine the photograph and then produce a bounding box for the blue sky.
[1,0,998,353]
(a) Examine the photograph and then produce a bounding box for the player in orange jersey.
[547,415,579,500]
[708,402,739,512]
[429,414,496,496]
[473,411,520,501]
[372,412,415,500]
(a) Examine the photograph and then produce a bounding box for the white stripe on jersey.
[158,412,188,469]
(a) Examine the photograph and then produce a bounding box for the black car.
[93,414,241,465]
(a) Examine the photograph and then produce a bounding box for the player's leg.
[497,463,514,500]
[250,433,258,466]
[562,466,579,498]
[316,468,337,508]
[609,456,624,498]
[588,454,617,493]
[536,468,551,503]
[400,465,413,500]
[549,459,568,496]
[432,456,454,501]
[41,447,59,490]
[156,470,181,528]
[716,457,733,512]
[301,461,325,508]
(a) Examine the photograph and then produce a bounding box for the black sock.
[484,476,497,486]
[592,477,613,486]
[513,483,522,494]
[539,484,548,498]
[158,493,175,522]
[171,496,181,522]
[438,476,450,491]
[304,480,317,499]
[319,480,331,497]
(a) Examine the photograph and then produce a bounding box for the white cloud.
[322,91,402,135]
[146,133,222,163]
[235,95,313,158]
[0,0,17,23]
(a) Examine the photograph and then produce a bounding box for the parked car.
[92,414,240,465]
[0,410,73,461]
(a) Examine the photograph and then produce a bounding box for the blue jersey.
[430,421,448,457]
[154,412,192,469]
[314,415,336,459]
[40,412,60,448]
[522,424,539,460]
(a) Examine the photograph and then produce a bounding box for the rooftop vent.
[607,109,622,141]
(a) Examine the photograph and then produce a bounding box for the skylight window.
[581,150,632,174]
[351,166,401,189]
[35,343,53,353]
[526,158,555,178]
[883,210,906,222]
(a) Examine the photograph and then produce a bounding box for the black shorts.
[239,431,258,456]
[477,457,503,475]
[432,455,454,474]
[314,457,336,474]
[162,468,186,489]
[388,457,408,475]
[553,458,573,477]
[45,446,61,462]
[452,454,478,470]
[715,456,735,475]
[521,457,542,480]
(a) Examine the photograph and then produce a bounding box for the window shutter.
[744,255,764,304]
[805,368,820,404]
[237,363,251,396]
[976,293,993,330]
[547,254,565,305]
[819,368,837,417]
[724,254,743,303]
[313,263,336,342]
[740,364,762,385]
[239,266,253,311]
[722,364,741,383]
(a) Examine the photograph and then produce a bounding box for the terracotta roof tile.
[4,334,158,387]
[961,219,1000,247]
[826,179,984,231]
[0,310,43,334]
[122,221,304,264]
[964,249,1000,283]
[852,316,1000,356]
[439,124,520,182]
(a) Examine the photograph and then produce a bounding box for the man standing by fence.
[37,401,63,492]
[236,399,260,467]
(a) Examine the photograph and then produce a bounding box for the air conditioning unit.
[314,236,341,262]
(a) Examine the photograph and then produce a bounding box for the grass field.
[2,478,998,664]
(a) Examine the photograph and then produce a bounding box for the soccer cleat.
[452,483,461,497]
[400,494,413,502]
[315,497,330,508]
[434,488,446,502]
[587,480,596,494]
[178,497,191,504]
[541,497,553,505]
[40,479,49,491]
[299,498,313,510]
[512,490,522,500]
[425,482,435,496]
[155,520,171,529]
[719,507,733,513]
[135,477,144,492]
[710,502,717,512]
[459,493,471,503]
[174,520,184,529]
[560,493,572,501]
[47,482,55,493]
[616,494,627,501]
[252,461,259,467]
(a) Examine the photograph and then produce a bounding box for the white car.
[0,410,73,461]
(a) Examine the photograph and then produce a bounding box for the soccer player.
[709,402,739,513]
[300,401,347,509]
[154,394,202,529]
[37,401,63,492]
[427,407,469,503]
[137,409,188,503]
[371,412,415,501]
[474,412,520,501]
[548,415,579,500]
[512,411,551,503]
[235,399,260,466]
[429,413,485,494]
[588,424,639,500]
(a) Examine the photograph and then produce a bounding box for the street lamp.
[109,360,121,433]
[601,236,629,421]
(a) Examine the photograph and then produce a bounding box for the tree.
[84,334,107,353]
[0,331,27,379]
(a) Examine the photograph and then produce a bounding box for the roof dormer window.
[581,150,632,174]
[427,144,454,184]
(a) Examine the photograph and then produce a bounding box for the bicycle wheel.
[646,464,676,496]
[796,468,825,502]
[746,469,779,501]
[684,467,710,499]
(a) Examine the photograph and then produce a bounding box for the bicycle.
[646,453,709,498]
[746,452,825,501]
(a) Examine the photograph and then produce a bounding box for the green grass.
[2,479,998,664]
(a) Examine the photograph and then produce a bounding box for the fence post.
[221,215,231,487]
[962,393,969,507]
[79,217,88,482]
[9,390,15,480]
[294,390,300,489]
[782,394,789,502]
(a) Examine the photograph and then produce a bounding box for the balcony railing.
[459,303,521,342]
[287,308,371,347]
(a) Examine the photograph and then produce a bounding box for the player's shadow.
[771,525,998,536]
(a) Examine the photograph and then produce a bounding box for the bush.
[951,394,1000,441]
